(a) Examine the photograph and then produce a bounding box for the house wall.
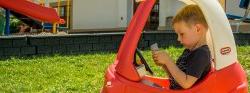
[72,0,133,30]
[226,0,250,18]
[31,0,249,30]
[158,0,185,30]
[158,0,250,30]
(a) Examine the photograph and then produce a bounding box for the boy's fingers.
[153,58,157,61]
[153,57,157,60]
[155,63,162,66]
[153,58,158,62]
[152,54,158,58]
[155,61,163,66]
[152,51,157,55]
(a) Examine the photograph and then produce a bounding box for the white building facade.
[57,0,249,32]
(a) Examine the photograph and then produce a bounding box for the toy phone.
[150,43,159,51]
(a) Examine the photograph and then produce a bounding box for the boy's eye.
[180,33,184,36]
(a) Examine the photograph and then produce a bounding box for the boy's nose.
[177,36,181,42]
[177,37,183,44]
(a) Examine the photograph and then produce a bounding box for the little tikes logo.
[220,47,231,55]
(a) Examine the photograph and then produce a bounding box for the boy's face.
[173,21,203,50]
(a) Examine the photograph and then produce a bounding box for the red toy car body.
[101,0,248,93]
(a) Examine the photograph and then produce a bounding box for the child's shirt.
[169,45,211,89]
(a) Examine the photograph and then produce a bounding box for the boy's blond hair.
[172,5,208,28]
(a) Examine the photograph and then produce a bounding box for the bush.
[0,8,22,34]
[10,16,22,33]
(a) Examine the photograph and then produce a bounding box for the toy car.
[101,0,248,93]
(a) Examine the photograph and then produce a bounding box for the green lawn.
[0,46,249,93]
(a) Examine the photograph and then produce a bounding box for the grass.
[0,46,249,93]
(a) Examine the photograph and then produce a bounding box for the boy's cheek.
[182,43,190,49]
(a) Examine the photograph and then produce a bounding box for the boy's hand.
[152,50,172,66]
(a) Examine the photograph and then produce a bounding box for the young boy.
[152,5,211,90]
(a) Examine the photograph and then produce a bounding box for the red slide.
[0,0,64,24]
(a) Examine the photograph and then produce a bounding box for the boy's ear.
[194,24,202,33]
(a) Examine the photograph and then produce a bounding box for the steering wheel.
[134,48,154,75]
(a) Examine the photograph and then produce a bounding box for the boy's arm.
[161,65,171,78]
[153,51,198,89]
[163,58,198,89]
